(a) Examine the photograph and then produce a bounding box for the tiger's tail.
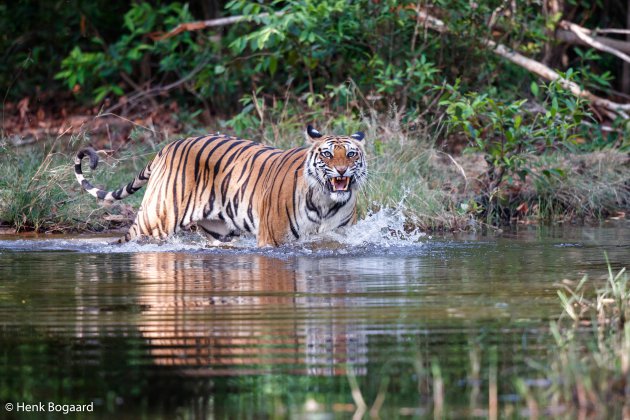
[74,147,151,201]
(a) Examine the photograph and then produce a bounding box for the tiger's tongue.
[331,177,349,191]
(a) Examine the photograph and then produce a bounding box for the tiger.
[74,126,367,247]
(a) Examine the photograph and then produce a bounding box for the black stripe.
[203,201,214,219]
[286,206,299,239]
[306,190,321,219]
[200,137,231,188]
[201,138,234,206]
[164,138,188,223]
[125,181,136,194]
[244,150,282,207]
[224,141,257,167]
[291,169,300,232]
[338,215,352,228]
[177,137,203,221]
[192,137,215,184]
[226,201,234,220]
[247,203,255,228]
[220,172,231,203]
[212,140,246,179]
[325,197,350,219]
[177,137,206,227]
[232,182,240,214]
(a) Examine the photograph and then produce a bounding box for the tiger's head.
[304,125,367,203]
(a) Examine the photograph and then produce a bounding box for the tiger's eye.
[347,151,356,158]
[321,151,333,159]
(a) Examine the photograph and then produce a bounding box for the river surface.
[0,212,628,418]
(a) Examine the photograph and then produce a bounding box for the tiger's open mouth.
[329,176,351,192]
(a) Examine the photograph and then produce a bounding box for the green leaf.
[111,85,124,96]
[93,86,110,103]
[514,114,522,129]
[464,122,477,139]
[550,97,558,118]
[268,56,278,76]
[530,81,539,97]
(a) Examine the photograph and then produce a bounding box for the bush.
[440,74,592,223]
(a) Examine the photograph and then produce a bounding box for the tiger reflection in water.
[134,252,367,376]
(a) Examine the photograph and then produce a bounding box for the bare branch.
[593,28,630,35]
[559,21,630,64]
[555,29,630,55]
[103,60,209,114]
[150,12,284,41]
[415,9,447,33]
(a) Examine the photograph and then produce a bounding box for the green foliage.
[225,0,444,108]
[3,0,628,123]
[0,0,130,101]
[440,73,591,222]
[55,2,206,103]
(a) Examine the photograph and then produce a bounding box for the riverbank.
[1,120,628,234]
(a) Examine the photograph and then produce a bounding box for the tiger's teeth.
[329,176,351,192]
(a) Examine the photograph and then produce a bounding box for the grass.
[528,152,630,222]
[0,134,154,233]
[527,261,630,416]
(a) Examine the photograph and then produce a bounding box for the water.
[1,212,629,418]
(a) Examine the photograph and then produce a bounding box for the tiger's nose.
[336,166,348,176]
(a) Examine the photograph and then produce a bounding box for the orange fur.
[75,130,367,246]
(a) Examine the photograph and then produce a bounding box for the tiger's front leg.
[256,224,278,247]
[255,215,291,247]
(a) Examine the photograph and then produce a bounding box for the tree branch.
[103,61,209,114]
[593,28,630,35]
[559,20,630,64]
[485,39,628,119]
[150,12,284,41]
[556,29,630,56]
[412,8,630,120]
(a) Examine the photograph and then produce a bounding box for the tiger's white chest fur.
[295,187,357,236]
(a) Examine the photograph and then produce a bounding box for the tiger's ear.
[350,131,365,141]
[305,125,323,142]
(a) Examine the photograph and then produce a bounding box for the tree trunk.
[542,0,565,68]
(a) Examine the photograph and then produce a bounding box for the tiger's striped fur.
[74,126,367,246]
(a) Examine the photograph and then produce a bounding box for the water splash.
[0,207,427,255]
[300,206,427,247]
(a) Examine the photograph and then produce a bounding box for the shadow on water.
[0,220,629,417]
